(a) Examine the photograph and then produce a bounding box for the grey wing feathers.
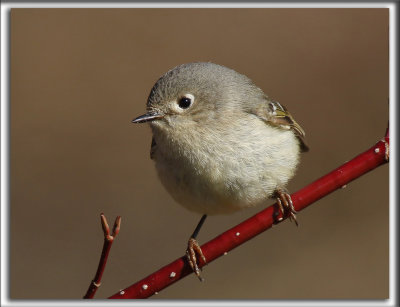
[252,99,309,152]
[267,100,309,152]
[150,137,156,160]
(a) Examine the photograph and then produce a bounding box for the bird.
[132,62,308,281]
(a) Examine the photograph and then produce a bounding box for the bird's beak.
[131,111,164,124]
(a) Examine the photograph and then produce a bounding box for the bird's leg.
[274,189,298,226]
[186,214,207,281]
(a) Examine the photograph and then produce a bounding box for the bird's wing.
[253,99,309,152]
[150,137,157,160]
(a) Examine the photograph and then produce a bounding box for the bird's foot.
[186,237,207,281]
[274,190,298,226]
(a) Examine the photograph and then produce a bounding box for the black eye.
[178,97,192,109]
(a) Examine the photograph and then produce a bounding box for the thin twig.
[84,214,121,299]
[109,126,389,299]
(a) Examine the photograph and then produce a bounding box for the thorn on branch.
[379,139,389,161]
[101,213,121,242]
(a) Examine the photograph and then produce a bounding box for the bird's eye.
[178,95,194,109]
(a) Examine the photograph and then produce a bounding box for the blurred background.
[10,8,389,299]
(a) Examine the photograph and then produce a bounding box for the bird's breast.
[152,116,300,215]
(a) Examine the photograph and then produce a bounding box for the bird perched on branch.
[133,62,308,280]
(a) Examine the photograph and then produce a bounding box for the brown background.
[10,8,389,300]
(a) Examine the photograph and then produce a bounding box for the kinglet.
[133,62,308,280]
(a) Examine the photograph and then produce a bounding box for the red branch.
[84,214,121,299]
[109,127,389,299]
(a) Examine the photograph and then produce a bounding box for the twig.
[84,214,121,299]
[109,126,389,299]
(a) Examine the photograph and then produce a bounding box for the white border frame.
[1,2,396,307]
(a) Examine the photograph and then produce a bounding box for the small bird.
[132,62,308,280]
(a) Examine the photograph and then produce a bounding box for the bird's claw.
[186,237,206,281]
[275,190,298,226]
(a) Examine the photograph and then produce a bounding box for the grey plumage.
[134,62,307,216]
